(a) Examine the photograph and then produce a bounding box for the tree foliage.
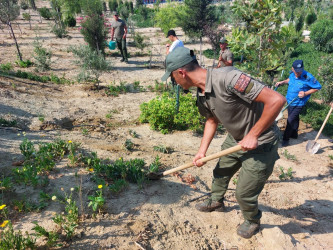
[227,0,301,85]
[310,19,333,53]
[154,2,184,35]
[318,54,333,103]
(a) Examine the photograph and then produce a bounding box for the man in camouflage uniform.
[161,47,286,239]
[217,37,233,68]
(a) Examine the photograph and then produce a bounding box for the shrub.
[69,45,112,86]
[80,14,108,53]
[140,92,204,134]
[65,15,76,27]
[20,1,29,10]
[318,54,333,103]
[0,62,13,71]
[33,37,52,71]
[310,19,333,53]
[15,59,33,68]
[108,0,118,12]
[305,12,317,27]
[130,6,155,28]
[133,32,146,51]
[38,7,52,20]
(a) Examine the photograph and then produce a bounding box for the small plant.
[0,62,13,71]
[232,178,238,185]
[153,145,173,154]
[124,139,134,151]
[148,156,161,173]
[282,149,298,162]
[22,13,32,29]
[51,188,79,239]
[33,37,52,72]
[133,32,147,52]
[32,222,59,247]
[38,7,52,20]
[65,15,76,27]
[279,166,294,181]
[109,179,128,193]
[81,128,89,136]
[105,82,132,96]
[129,129,139,138]
[0,117,17,127]
[15,59,33,68]
[0,221,36,249]
[20,1,29,10]
[329,155,333,160]
[88,185,105,214]
[0,177,13,191]
[38,114,45,122]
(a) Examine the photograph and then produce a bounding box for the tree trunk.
[8,21,22,61]
[199,36,202,65]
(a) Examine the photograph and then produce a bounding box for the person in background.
[275,60,321,147]
[165,29,184,55]
[111,11,128,63]
[162,47,285,239]
[216,37,233,68]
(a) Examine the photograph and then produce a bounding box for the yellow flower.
[0,220,9,228]
[67,199,71,204]
[88,168,94,172]
[68,140,72,143]
[98,185,103,189]
[70,188,74,191]
[52,196,57,201]
[0,204,6,210]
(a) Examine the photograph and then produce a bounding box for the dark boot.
[237,220,260,239]
[195,199,225,212]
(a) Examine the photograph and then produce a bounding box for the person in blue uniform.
[275,60,321,146]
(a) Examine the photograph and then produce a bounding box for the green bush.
[108,0,118,12]
[318,54,333,103]
[133,32,146,51]
[310,19,333,52]
[20,1,29,10]
[130,6,155,28]
[33,38,52,72]
[140,92,204,134]
[305,12,317,27]
[16,59,33,68]
[38,7,53,19]
[65,15,76,27]
[80,14,108,53]
[0,62,13,71]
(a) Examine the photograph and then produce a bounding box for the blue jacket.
[286,70,321,106]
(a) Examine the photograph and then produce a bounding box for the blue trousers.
[283,106,304,141]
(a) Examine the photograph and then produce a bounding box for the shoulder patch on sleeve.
[234,74,251,93]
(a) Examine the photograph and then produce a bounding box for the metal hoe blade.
[306,140,321,154]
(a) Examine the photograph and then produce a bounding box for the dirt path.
[1,3,333,250]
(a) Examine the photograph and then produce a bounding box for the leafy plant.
[88,185,105,213]
[65,15,76,27]
[310,19,333,53]
[32,222,59,247]
[329,155,333,160]
[0,117,17,127]
[232,177,238,185]
[124,139,134,151]
[15,59,33,68]
[154,2,184,34]
[282,149,298,162]
[133,32,147,52]
[148,156,161,173]
[0,221,36,249]
[279,166,294,180]
[33,37,52,72]
[109,179,128,193]
[38,114,45,122]
[140,92,204,134]
[318,54,333,103]
[69,45,112,87]
[129,129,139,138]
[22,13,31,29]
[0,62,13,71]
[153,145,173,154]
[38,7,52,19]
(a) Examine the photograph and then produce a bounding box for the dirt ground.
[1,3,333,250]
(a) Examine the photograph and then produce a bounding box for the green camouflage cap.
[161,47,195,81]
[219,37,227,43]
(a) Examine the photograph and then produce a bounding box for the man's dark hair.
[180,59,200,72]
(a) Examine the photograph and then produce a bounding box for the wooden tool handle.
[314,106,333,142]
[162,144,242,176]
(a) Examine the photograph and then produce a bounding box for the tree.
[179,0,217,63]
[154,2,184,35]
[228,0,301,85]
[108,0,118,12]
[0,0,22,61]
[29,0,36,11]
